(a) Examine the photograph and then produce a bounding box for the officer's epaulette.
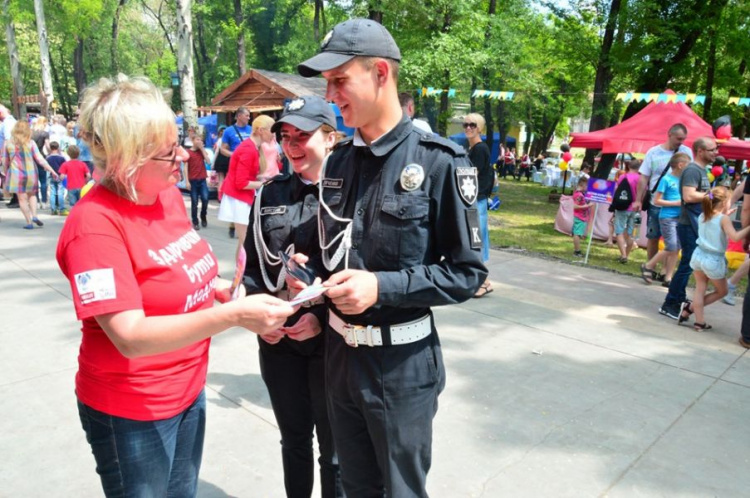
[333,136,353,151]
[418,133,467,157]
[263,172,292,186]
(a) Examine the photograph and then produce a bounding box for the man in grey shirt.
[659,136,716,320]
[634,124,693,266]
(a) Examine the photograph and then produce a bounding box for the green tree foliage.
[1,0,749,149]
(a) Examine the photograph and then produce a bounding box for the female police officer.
[241,96,343,498]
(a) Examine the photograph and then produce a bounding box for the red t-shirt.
[56,185,218,421]
[186,148,208,180]
[60,159,90,189]
[220,139,259,205]
[573,190,589,222]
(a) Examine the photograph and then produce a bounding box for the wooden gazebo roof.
[197,69,327,113]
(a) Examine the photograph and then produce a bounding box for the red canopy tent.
[570,99,750,160]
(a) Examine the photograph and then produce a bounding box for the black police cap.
[271,96,337,134]
[298,18,401,77]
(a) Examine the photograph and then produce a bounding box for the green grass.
[487,178,747,294]
[488,178,651,273]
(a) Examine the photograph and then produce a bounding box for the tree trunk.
[482,0,496,154]
[111,0,127,74]
[234,0,246,75]
[524,102,533,155]
[587,0,621,135]
[368,9,383,23]
[4,0,26,118]
[703,31,717,120]
[313,0,325,41]
[438,69,450,136]
[73,37,86,97]
[49,44,73,118]
[33,0,54,117]
[175,0,198,129]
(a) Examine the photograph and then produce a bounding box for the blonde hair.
[77,74,176,201]
[702,186,729,221]
[32,116,48,131]
[252,114,275,175]
[11,120,31,146]
[464,113,486,133]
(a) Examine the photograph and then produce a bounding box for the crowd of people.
[2,19,490,498]
[5,16,750,498]
[0,104,93,226]
[563,123,750,342]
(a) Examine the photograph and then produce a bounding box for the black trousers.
[259,335,343,498]
[325,326,445,498]
[742,278,750,342]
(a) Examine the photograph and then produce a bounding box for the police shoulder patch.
[456,165,478,206]
[419,134,467,157]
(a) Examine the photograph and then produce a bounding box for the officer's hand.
[324,270,378,315]
[285,253,311,290]
[260,327,286,345]
[284,313,322,342]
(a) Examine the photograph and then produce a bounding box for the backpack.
[612,177,633,211]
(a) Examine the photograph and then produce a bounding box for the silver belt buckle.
[344,324,374,347]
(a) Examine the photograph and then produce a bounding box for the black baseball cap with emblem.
[298,18,401,77]
[271,96,337,133]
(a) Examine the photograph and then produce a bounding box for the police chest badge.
[456,166,478,205]
[400,164,424,192]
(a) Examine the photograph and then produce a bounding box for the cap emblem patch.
[321,30,333,49]
[287,98,305,111]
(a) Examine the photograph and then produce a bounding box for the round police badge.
[400,164,425,192]
[287,98,305,111]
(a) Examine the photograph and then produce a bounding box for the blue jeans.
[77,391,206,498]
[477,197,490,262]
[68,188,82,207]
[49,181,65,211]
[664,223,698,308]
[37,168,48,203]
[189,178,209,224]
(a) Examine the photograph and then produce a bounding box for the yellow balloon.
[559,160,569,171]
[81,180,95,198]
[707,172,715,183]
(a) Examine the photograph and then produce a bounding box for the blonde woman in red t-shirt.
[56,75,296,498]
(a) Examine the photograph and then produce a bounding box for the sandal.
[661,280,671,288]
[32,217,43,227]
[678,301,693,324]
[473,282,494,298]
[618,257,628,264]
[22,224,34,230]
[694,322,713,331]
[640,264,653,284]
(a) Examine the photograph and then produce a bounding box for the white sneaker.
[723,285,736,306]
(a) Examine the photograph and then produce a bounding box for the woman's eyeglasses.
[151,144,180,163]
[463,122,477,129]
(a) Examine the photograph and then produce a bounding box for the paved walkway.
[1,200,749,497]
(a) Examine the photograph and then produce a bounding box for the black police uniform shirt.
[242,173,326,352]
[317,114,488,326]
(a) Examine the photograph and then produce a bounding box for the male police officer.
[297,19,487,497]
